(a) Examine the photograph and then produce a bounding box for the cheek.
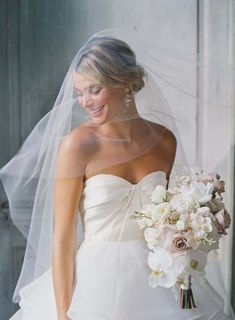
[97,91,112,104]
[99,89,122,105]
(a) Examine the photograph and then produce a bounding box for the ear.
[123,80,133,89]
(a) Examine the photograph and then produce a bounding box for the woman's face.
[73,72,126,125]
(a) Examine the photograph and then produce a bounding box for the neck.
[99,115,147,143]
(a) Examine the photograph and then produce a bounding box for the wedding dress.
[10,171,230,320]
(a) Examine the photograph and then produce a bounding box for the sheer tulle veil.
[0,23,234,317]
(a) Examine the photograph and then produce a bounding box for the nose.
[80,92,93,108]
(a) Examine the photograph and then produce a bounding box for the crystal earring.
[124,88,132,108]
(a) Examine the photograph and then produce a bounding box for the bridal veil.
[0,23,234,317]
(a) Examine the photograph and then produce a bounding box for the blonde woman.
[2,33,233,320]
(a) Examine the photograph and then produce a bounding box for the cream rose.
[170,194,192,214]
[172,234,188,253]
[151,185,167,204]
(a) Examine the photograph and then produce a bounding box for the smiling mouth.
[88,105,105,116]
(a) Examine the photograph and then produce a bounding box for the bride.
[1,28,234,320]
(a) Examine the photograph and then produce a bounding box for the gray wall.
[0,1,112,319]
[0,0,113,170]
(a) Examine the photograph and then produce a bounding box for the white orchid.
[141,204,161,223]
[190,181,214,205]
[187,235,200,250]
[198,223,220,253]
[152,202,171,223]
[131,205,154,229]
[191,212,213,238]
[167,210,180,224]
[148,247,181,288]
[183,249,207,278]
[144,227,163,250]
[135,217,153,229]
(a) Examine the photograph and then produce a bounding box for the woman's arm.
[52,133,86,320]
[161,128,177,189]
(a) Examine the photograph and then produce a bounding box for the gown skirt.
[9,172,232,319]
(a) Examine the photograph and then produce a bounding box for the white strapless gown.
[10,171,231,319]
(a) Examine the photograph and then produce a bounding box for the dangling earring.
[124,88,132,108]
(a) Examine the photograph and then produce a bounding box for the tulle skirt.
[10,238,230,320]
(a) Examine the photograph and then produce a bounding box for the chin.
[89,105,109,125]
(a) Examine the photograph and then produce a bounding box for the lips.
[88,105,105,117]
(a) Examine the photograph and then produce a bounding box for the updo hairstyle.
[75,36,146,93]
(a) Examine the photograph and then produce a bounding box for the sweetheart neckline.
[84,170,167,186]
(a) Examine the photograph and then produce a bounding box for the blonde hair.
[75,36,146,93]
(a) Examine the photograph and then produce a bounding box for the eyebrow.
[74,84,101,92]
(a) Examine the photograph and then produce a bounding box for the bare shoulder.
[56,124,99,177]
[60,124,99,155]
[162,126,177,151]
[146,120,177,150]
[145,120,177,177]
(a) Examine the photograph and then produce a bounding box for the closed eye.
[74,85,102,97]
[91,88,102,94]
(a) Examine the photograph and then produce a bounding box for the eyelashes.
[75,87,102,97]
[92,88,102,94]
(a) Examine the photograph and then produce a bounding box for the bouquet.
[130,170,231,309]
